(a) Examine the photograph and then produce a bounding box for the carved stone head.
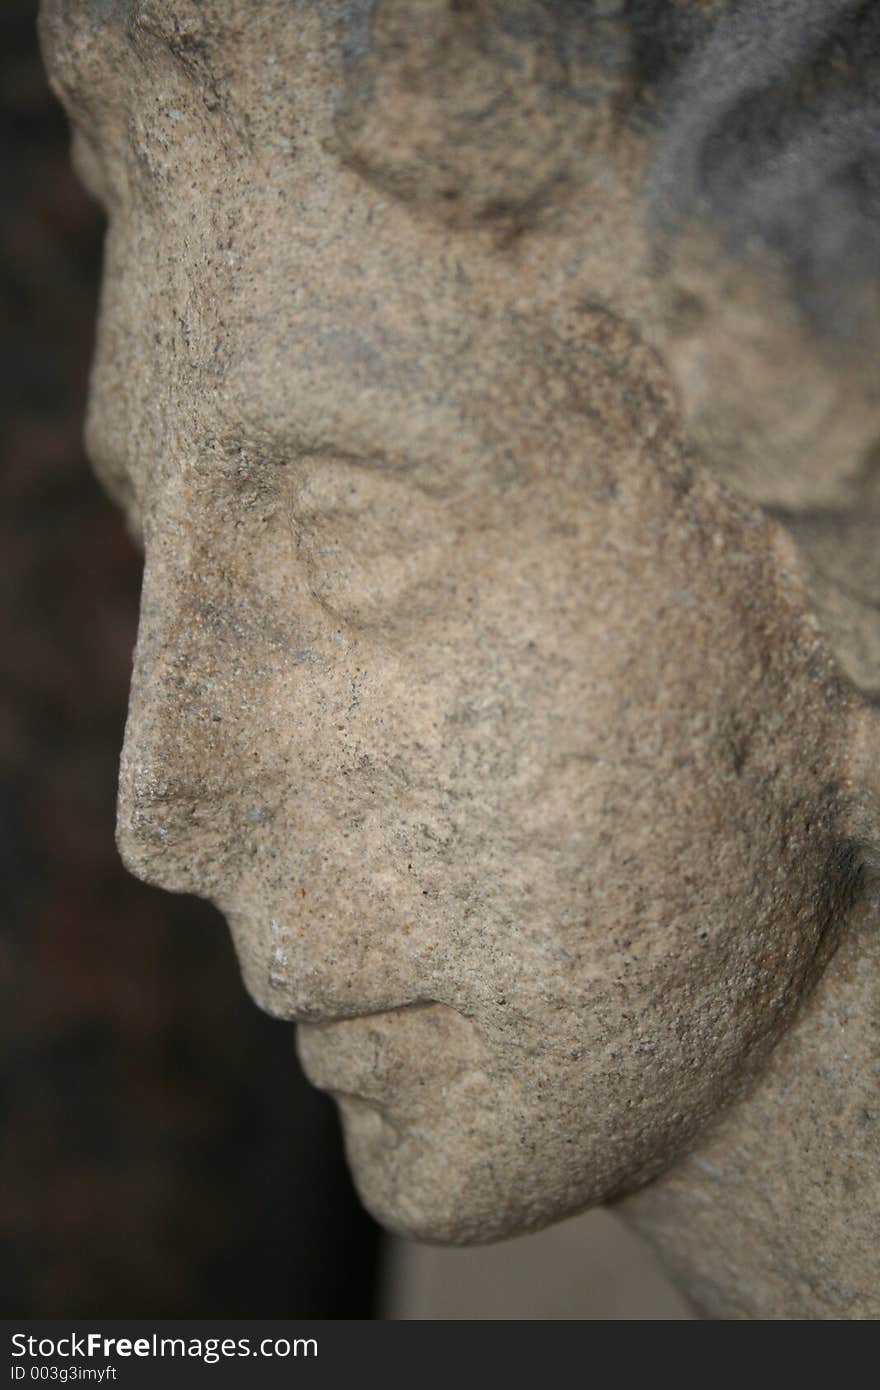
[40,0,880,1242]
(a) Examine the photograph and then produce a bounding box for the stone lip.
[297,1003,482,1113]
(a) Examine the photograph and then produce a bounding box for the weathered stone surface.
[39,1,880,1317]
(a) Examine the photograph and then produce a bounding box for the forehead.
[42,0,366,51]
[46,0,349,26]
[39,0,368,108]
[38,1,629,102]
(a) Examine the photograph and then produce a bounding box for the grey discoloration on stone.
[40,0,880,1317]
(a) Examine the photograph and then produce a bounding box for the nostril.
[115,804,170,888]
[115,720,254,901]
[115,753,211,895]
[115,775,192,894]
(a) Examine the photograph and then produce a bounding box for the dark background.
[0,0,383,1318]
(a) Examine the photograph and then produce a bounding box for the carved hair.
[339,0,880,341]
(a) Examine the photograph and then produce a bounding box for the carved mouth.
[296,1000,481,1102]
[302,999,444,1030]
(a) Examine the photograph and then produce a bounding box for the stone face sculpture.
[39,0,880,1318]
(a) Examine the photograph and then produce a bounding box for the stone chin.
[329,1077,672,1248]
[333,1094,555,1246]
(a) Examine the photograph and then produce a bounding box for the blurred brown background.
[0,0,382,1318]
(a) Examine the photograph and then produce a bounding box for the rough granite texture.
[39,1,880,1318]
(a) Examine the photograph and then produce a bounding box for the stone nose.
[115,538,264,900]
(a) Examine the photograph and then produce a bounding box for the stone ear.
[333,0,633,227]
